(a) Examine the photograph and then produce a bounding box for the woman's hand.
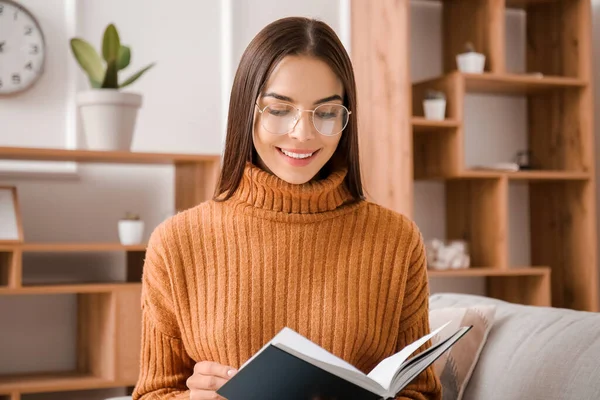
[186,361,237,400]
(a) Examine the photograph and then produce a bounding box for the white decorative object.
[456,42,485,74]
[426,239,470,270]
[423,89,446,121]
[118,213,145,245]
[77,90,142,150]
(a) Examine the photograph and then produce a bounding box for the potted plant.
[118,212,145,245]
[423,89,446,121]
[456,42,485,73]
[70,23,155,151]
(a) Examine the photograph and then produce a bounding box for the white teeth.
[280,149,315,159]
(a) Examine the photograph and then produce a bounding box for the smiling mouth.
[277,147,320,159]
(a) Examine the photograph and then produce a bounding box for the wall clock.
[0,0,46,96]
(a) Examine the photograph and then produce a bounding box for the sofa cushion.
[429,293,600,400]
[429,304,496,400]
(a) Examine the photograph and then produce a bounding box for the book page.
[272,328,365,375]
[366,321,451,390]
[392,326,471,394]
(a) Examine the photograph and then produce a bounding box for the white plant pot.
[118,220,145,245]
[456,52,486,73]
[77,89,142,151]
[423,99,446,121]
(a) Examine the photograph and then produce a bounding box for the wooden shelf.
[463,72,586,94]
[0,282,141,295]
[428,267,550,278]
[412,117,460,132]
[15,243,147,252]
[0,146,220,165]
[505,0,559,8]
[414,72,586,96]
[356,0,598,312]
[416,170,591,181]
[0,372,132,394]
[454,170,591,181]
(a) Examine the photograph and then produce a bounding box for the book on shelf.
[218,321,471,400]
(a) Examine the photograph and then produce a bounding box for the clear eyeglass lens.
[262,103,297,134]
[261,103,349,136]
[313,104,349,136]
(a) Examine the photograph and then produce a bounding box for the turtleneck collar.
[229,162,354,214]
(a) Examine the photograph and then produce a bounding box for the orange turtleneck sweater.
[132,163,442,400]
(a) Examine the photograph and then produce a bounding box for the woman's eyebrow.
[261,92,343,105]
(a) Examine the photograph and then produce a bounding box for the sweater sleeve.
[132,225,196,400]
[394,227,442,400]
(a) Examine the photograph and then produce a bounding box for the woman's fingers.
[194,360,237,379]
[187,373,229,391]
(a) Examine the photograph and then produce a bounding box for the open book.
[218,322,471,400]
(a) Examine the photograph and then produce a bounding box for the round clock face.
[0,0,46,95]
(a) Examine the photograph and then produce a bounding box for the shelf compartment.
[412,74,463,178]
[487,269,551,306]
[429,266,551,307]
[446,178,508,269]
[0,283,141,296]
[0,286,141,394]
[0,250,20,289]
[77,286,142,385]
[529,181,598,311]
[412,117,460,133]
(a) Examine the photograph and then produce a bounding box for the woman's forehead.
[262,55,344,104]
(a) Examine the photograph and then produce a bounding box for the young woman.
[133,16,442,400]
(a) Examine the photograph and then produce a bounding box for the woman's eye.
[316,111,337,119]
[268,109,290,116]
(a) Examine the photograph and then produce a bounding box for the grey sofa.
[429,293,600,400]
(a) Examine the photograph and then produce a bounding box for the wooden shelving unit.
[352,0,598,311]
[0,147,221,397]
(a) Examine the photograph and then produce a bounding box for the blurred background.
[1,0,600,399]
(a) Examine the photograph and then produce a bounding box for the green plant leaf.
[101,60,119,88]
[117,46,131,70]
[102,23,121,62]
[70,38,104,84]
[89,77,102,88]
[119,62,155,88]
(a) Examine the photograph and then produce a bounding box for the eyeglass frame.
[254,101,352,136]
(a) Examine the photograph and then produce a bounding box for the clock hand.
[0,41,5,52]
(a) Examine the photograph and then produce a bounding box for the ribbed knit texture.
[133,162,442,400]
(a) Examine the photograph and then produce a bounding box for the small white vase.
[423,99,446,120]
[456,52,486,73]
[118,220,145,245]
[77,89,142,151]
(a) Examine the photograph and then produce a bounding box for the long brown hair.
[214,16,363,202]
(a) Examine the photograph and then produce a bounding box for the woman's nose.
[288,112,316,142]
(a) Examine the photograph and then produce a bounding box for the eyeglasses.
[255,102,351,136]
